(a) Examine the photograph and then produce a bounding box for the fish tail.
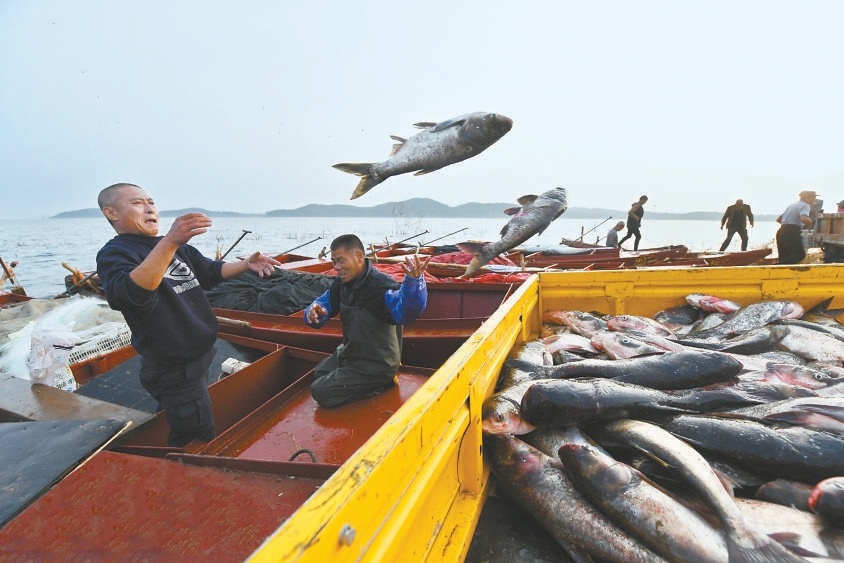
[332,162,383,200]
[456,241,487,256]
[456,241,494,278]
[727,534,810,562]
[806,296,834,315]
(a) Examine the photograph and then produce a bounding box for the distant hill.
[50,199,778,221]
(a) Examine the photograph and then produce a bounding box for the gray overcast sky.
[2,1,843,219]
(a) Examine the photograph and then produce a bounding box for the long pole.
[220,229,252,260]
[278,236,322,256]
[421,227,469,246]
[366,229,429,256]
[577,216,613,241]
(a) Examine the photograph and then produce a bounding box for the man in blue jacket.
[96,182,280,446]
[304,234,431,408]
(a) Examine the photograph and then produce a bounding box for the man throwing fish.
[304,234,431,408]
[96,183,281,446]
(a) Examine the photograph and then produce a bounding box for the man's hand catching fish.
[402,253,431,278]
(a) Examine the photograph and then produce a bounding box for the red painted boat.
[214,281,517,369]
[0,336,437,561]
[0,290,32,308]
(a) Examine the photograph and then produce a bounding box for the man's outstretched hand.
[402,253,432,278]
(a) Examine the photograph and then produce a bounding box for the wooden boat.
[2,264,841,561]
[664,247,772,267]
[0,290,32,308]
[518,245,690,269]
[214,281,518,369]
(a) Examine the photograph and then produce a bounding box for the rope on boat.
[289,448,317,463]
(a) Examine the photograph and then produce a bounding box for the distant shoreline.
[50,197,778,222]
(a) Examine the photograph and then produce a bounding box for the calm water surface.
[0,216,780,299]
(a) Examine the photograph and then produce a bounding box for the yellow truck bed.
[249,264,844,562]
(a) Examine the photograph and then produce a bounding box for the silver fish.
[485,434,668,563]
[772,325,844,365]
[660,413,844,483]
[693,300,804,339]
[333,112,513,199]
[558,442,729,563]
[686,293,742,314]
[543,309,608,337]
[457,187,568,277]
[606,314,677,338]
[599,419,804,562]
[590,331,667,360]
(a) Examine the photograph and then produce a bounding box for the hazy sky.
[2,1,843,219]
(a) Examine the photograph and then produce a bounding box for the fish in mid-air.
[333,111,513,200]
[457,187,568,278]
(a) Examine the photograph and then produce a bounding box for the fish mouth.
[488,113,513,133]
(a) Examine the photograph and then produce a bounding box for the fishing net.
[205,269,333,314]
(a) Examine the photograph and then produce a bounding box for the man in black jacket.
[719,199,754,252]
[96,182,280,446]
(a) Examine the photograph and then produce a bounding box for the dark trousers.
[139,347,216,447]
[310,350,396,409]
[776,224,805,265]
[720,227,749,252]
[618,226,642,251]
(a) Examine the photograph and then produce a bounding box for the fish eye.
[496,413,504,422]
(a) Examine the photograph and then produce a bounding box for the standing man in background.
[719,199,754,252]
[96,182,281,446]
[775,190,816,264]
[618,195,648,251]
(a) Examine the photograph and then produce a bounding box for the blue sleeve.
[384,275,428,325]
[303,290,333,328]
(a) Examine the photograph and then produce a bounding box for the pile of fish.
[483,294,844,562]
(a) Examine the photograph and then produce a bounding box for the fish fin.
[413,166,445,176]
[499,224,509,238]
[806,296,835,315]
[727,535,809,563]
[669,337,724,350]
[503,206,522,216]
[516,195,538,206]
[332,162,371,177]
[349,175,383,200]
[413,121,437,129]
[803,403,844,421]
[428,116,469,132]
[765,533,825,558]
[456,241,487,256]
[388,136,407,156]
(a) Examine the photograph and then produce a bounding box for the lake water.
[0,216,780,299]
